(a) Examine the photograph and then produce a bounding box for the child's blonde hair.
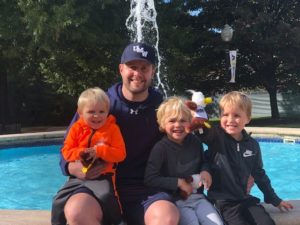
[156,96,192,132]
[77,87,110,113]
[219,91,252,118]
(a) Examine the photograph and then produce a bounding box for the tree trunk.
[261,59,279,119]
[267,86,280,119]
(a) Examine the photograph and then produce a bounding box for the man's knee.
[64,193,103,224]
[145,200,179,225]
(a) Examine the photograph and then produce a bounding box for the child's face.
[164,114,189,144]
[79,101,109,130]
[220,104,250,141]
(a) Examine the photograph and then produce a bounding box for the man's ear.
[119,64,123,74]
[151,65,156,78]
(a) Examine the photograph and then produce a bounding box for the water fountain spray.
[126,0,168,96]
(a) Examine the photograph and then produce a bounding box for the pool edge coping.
[1,127,300,146]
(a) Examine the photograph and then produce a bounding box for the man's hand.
[68,159,106,180]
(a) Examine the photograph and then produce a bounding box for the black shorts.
[118,188,175,225]
[141,192,175,212]
[51,177,122,225]
[215,197,275,225]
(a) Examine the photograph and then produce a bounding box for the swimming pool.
[250,141,300,201]
[0,145,66,210]
[0,141,299,210]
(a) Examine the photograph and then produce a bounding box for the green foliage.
[158,0,300,118]
[1,0,300,129]
[1,0,130,128]
[18,0,130,97]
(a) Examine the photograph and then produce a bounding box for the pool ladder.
[283,137,296,144]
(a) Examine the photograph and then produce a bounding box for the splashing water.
[126,0,168,96]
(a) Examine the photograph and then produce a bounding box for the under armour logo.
[133,46,148,57]
[130,109,139,115]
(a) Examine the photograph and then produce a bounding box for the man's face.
[119,60,155,96]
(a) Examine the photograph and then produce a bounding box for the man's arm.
[59,112,80,175]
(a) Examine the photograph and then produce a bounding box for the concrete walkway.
[0,127,299,225]
[0,201,299,225]
[0,210,50,225]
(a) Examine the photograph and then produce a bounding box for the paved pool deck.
[0,127,299,225]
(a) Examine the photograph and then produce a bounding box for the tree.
[0,0,28,132]
[185,0,300,118]
[0,0,132,130]
[19,0,130,97]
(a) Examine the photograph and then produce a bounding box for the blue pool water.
[250,142,300,201]
[0,141,299,210]
[0,145,66,210]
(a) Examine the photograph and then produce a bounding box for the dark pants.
[215,197,275,225]
[51,176,122,225]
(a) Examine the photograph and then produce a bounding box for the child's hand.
[199,171,212,190]
[178,178,193,199]
[277,200,294,212]
[84,147,96,159]
[80,147,96,173]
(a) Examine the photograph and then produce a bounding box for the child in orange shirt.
[61,87,126,175]
[53,87,126,225]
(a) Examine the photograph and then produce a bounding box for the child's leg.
[244,203,275,225]
[195,198,224,225]
[176,195,200,225]
[215,200,250,225]
[178,206,199,225]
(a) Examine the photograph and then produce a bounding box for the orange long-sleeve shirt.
[61,115,126,175]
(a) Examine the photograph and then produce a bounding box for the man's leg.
[145,200,179,225]
[64,193,103,225]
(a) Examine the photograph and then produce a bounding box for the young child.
[52,87,126,225]
[202,91,293,225]
[144,96,223,225]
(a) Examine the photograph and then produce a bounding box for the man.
[52,42,179,225]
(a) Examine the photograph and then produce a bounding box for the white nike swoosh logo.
[243,152,255,157]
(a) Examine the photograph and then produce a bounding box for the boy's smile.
[220,105,250,141]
